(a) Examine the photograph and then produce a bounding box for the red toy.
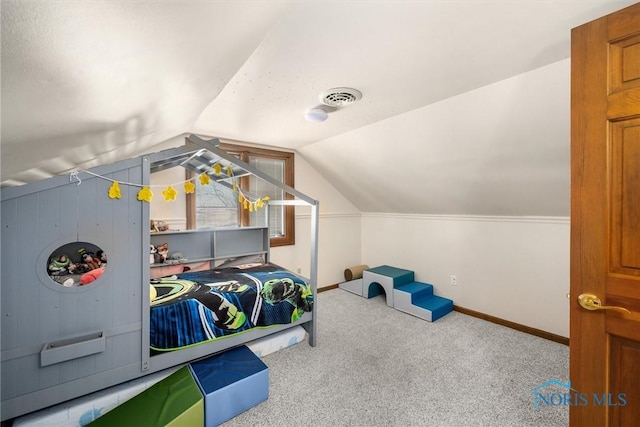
[80,266,105,285]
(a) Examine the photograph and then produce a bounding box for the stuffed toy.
[150,245,164,264]
[156,243,169,263]
[80,251,101,271]
[165,252,187,265]
[80,266,105,285]
[48,255,76,287]
[96,250,107,265]
[150,219,169,232]
[48,254,73,275]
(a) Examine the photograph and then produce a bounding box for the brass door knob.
[577,293,631,314]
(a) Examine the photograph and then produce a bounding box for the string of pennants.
[69,164,270,212]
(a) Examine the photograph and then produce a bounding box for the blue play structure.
[340,265,453,322]
[87,345,268,426]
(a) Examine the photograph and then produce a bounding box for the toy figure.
[150,245,165,264]
[80,251,101,270]
[47,255,76,287]
[96,250,107,265]
[80,250,107,285]
[48,254,73,275]
[156,243,169,263]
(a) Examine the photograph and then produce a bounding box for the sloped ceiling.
[1,0,637,215]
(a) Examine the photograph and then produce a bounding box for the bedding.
[150,262,312,352]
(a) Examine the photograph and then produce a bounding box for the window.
[46,242,107,287]
[187,143,295,247]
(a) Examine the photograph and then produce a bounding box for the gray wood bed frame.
[0,135,319,421]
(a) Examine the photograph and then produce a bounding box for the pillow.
[216,254,265,269]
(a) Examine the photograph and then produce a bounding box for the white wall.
[270,213,361,288]
[149,167,188,231]
[270,154,361,287]
[361,213,570,337]
[297,60,572,337]
[299,59,570,216]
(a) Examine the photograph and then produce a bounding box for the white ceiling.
[2,0,637,215]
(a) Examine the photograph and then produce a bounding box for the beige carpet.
[224,288,569,427]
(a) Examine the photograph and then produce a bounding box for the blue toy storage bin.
[190,345,269,426]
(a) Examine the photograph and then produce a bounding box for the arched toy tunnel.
[366,282,386,299]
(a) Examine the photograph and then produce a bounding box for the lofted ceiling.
[1,0,637,215]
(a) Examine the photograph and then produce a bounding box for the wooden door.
[570,3,640,426]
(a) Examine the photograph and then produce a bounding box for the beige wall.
[270,153,361,287]
[360,213,570,337]
[294,60,572,338]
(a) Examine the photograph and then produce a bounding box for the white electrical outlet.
[450,275,457,286]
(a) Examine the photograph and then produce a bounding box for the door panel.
[571,3,640,426]
[610,118,640,275]
[609,337,640,426]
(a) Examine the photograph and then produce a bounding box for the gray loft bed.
[0,135,319,421]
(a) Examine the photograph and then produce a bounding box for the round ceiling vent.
[319,87,362,107]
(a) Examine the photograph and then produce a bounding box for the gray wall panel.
[93,167,120,328]
[38,187,64,243]
[2,159,147,416]
[23,355,45,397]
[0,358,17,400]
[77,176,99,243]
[1,198,18,348]
[59,181,80,237]
[111,332,142,367]
[126,166,145,328]
[17,193,42,348]
[58,288,93,342]
[36,358,62,393]
[37,289,60,344]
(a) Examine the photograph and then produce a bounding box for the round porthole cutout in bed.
[46,242,107,288]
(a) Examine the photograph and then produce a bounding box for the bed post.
[141,155,152,372]
[307,201,319,347]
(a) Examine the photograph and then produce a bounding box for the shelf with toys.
[149,226,269,276]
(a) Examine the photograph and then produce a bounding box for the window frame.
[186,142,295,247]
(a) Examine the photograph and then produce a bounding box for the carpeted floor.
[224,288,569,427]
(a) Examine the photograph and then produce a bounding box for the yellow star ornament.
[199,173,210,185]
[162,185,178,201]
[184,181,196,194]
[108,181,122,199]
[137,187,153,202]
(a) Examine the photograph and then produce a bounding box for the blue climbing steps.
[355,265,453,322]
[393,281,453,322]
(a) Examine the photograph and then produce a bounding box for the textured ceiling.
[1,0,637,215]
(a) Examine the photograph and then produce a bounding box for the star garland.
[70,163,270,211]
